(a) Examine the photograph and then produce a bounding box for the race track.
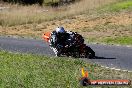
[0,36,132,71]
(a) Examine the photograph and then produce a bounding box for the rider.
[50,26,70,48]
[49,26,85,57]
[50,26,84,50]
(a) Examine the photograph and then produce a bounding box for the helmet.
[55,27,65,33]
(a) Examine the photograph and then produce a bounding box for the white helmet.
[55,27,65,33]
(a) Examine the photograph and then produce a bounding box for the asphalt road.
[0,36,132,71]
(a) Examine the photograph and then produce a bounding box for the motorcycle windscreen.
[42,32,51,42]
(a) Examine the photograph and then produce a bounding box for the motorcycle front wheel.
[51,47,61,57]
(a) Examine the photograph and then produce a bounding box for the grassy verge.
[99,0,132,12]
[79,0,132,45]
[103,36,132,45]
[81,24,132,45]
[0,50,131,88]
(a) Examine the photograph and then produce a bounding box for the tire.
[56,49,62,57]
[85,46,95,59]
[51,47,61,57]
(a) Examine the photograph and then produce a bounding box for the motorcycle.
[42,32,95,58]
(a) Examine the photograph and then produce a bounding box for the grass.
[44,0,59,3]
[113,0,132,11]
[0,7,62,26]
[0,50,132,88]
[103,36,132,45]
[78,23,132,45]
[0,0,117,27]
[99,0,132,12]
[44,0,60,5]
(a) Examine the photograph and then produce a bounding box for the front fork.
[50,45,63,57]
[50,47,58,56]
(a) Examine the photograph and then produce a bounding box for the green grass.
[100,0,132,12]
[79,24,132,45]
[44,0,60,5]
[0,51,132,88]
[44,0,59,3]
[103,36,132,45]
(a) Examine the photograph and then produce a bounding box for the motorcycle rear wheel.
[85,46,95,59]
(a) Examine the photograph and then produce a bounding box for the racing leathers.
[49,31,70,48]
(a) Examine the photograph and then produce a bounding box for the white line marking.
[100,65,132,72]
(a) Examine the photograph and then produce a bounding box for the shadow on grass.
[91,56,116,59]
